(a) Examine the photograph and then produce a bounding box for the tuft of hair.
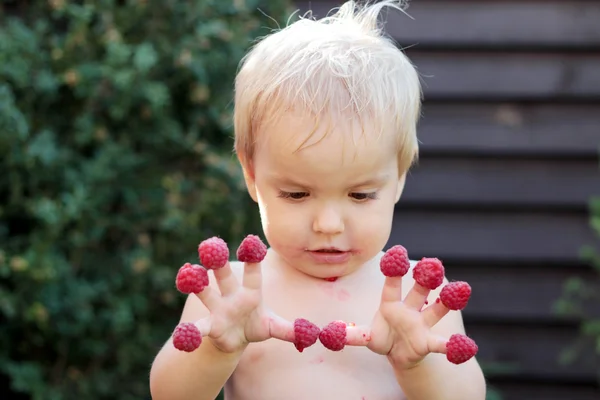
[234,0,421,173]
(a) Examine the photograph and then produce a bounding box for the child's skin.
[150,111,487,399]
[150,1,487,398]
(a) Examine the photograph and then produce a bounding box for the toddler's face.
[246,110,405,279]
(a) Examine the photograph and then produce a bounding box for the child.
[149,1,487,399]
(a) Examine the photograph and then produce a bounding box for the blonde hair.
[234,0,421,173]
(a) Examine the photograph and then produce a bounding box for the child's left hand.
[367,262,452,369]
[368,251,475,368]
[320,247,477,368]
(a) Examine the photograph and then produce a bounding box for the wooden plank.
[417,103,600,157]
[490,382,600,400]
[469,323,599,381]
[408,52,600,100]
[446,265,600,321]
[294,0,600,48]
[388,210,599,262]
[401,158,600,209]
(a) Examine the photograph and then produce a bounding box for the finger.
[242,262,262,290]
[194,317,213,337]
[194,285,220,312]
[213,262,239,296]
[171,317,212,352]
[345,324,372,347]
[268,313,295,342]
[403,283,430,310]
[426,333,448,355]
[380,276,403,305]
[421,298,450,328]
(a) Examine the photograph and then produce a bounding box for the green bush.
[555,194,600,379]
[0,0,291,398]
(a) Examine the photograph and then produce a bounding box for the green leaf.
[133,42,158,73]
[26,130,59,166]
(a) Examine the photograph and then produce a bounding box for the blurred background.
[0,0,599,399]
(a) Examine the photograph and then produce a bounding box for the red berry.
[176,263,209,294]
[413,258,445,290]
[319,321,347,351]
[380,245,410,277]
[446,334,478,364]
[293,318,321,352]
[439,281,472,310]
[198,236,229,269]
[236,234,267,263]
[173,322,202,352]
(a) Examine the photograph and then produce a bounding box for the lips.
[306,248,352,264]
[311,247,346,253]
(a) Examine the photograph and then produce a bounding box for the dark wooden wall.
[294,1,600,398]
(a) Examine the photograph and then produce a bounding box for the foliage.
[0,0,292,398]
[554,191,600,381]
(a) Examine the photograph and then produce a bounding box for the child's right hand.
[171,235,295,354]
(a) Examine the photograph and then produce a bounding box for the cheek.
[256,193,307,249]
[348,194,396,248]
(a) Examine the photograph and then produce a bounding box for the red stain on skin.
[320,283,336,297]
[310,356,325,364]
[248,350,263,363]
[337,289,351,301]
[436,297,441,304]
[319,280,350,302]
[324,276,338,282]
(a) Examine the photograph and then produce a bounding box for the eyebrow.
[269,174,390,189]
[351,175,390,188]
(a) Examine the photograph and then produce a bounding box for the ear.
[238,154,258,203]
[395,173,406,203]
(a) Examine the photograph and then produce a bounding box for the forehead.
[254,111,398,178]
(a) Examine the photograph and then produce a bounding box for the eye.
[350,192,379,201]
[278,191,309,200]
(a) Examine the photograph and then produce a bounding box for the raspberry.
[446,334,478,364]
[176,263,209,294]
[380,245,410,277]
[198,236,229,269]
[319,321,347,351]
[293,318,321,352]
[413,258,445,290]
[439,281,472,310]
[236,234,267,263]
[172,322,202,352]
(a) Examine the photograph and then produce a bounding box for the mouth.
[306,247,352,264]
[310,248,346,253]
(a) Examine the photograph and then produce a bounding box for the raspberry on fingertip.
[293,318,321,352]
[198,236,229,269]
[237,234,268,263]
[319,321,347,351]
[173,322,202,352]
[176,263,209,294]
[439,281,472,311]
[446,334,478,364]
[380,245,410,277]
[413,258,445,290]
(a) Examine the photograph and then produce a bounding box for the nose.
[312,204,345,235]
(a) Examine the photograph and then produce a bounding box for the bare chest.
[225,274,406,400]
